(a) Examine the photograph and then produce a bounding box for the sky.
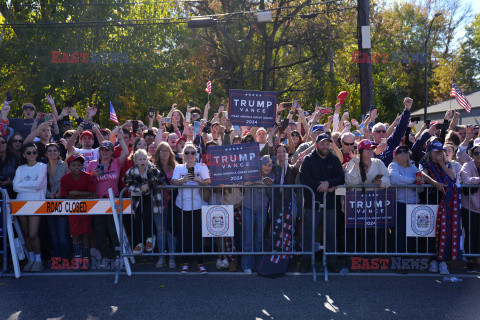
[382,0,479,43]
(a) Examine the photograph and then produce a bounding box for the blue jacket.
[375,108,411,167]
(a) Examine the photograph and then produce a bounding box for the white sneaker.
[168,258,176,269]
[156,257,165,268]
[133,243,144,255]
[429,261,438,273]
[221,258,229,269]
[439,261,450,275]
[244,268,252,274]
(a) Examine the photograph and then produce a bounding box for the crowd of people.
[2,94,480,275]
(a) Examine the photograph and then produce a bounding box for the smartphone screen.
[185,111,191,123]
[165,117,171,124]
[149,107,155,117]
[381,138,387,144]
[44,114,51,121]
[6,92,12,102]
[187,167,194,179]
[194,121,201,135]
[233,125,241,135]
[97,164,104,174]
[132,120,139,132]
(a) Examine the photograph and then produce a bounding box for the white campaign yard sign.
[202,205,234,237]
[406,204,439,237]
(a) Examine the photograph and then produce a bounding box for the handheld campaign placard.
[228,89,277,127]
[207,142,261,185]
[345,190,396,228]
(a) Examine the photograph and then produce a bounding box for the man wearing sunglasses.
[371,97,413,167]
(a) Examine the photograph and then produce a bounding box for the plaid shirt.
[124,164,166,214]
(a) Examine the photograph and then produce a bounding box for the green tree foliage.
[0,0,477,127]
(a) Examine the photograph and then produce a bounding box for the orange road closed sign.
[10,199,131,215]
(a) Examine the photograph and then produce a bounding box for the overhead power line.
[0,0,351,29]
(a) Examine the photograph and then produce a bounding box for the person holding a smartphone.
[388,145,423,253]
[171,142,211,274]
[345,139,391,189]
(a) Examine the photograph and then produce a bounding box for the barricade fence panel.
[328,184,480,258]
[1,188,7,276]
[117,184,321,281]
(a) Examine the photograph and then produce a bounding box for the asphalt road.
[1,273,479,320]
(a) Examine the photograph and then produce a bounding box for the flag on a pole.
[452,79,472,113]
[450,87,456,98]
[205,79,212,95]
[109,102,119,124]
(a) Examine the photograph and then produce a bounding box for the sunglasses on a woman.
[184,151,196,155]
[25,151,38,156]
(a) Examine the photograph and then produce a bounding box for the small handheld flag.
[110,102,119,124]
[205,79,212,95]
[451,79,472,113]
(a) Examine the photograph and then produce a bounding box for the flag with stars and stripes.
[451,79,472,113]
[109,102,119,124]
[257,187,294,277]
[205,79,212,95]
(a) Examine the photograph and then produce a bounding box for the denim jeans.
[47,216,70,259]
[153,208,176,260]
[242,206,266,270]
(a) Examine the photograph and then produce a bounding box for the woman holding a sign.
[172,142,211,274]
[344,139,391,253]
[241,155,274,274]
[420,141,462,275]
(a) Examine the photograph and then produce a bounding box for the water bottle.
[442,276,462,282]
[340,268,349,275]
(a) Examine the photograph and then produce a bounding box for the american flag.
[109,101,119,124]
[205,79,212,95]
[452,79,472,113]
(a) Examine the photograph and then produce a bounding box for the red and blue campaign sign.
[345,190,396,228]
[207,143,261,185]
[228,89,277,127]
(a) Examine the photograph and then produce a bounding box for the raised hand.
[403,97,413,110]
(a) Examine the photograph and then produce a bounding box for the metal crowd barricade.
[324,183,480,278]
[0,188,8,277]
[5,192,132,279]
[116,184,324,282]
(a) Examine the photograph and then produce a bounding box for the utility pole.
[357,0,374,115]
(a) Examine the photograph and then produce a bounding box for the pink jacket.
[460,161,480,213]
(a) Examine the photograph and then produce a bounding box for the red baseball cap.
[357,139,377,151]
[80,130,94,139]
[67,154,85,165]
[175,137,187,148]
[337,91,349,105]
